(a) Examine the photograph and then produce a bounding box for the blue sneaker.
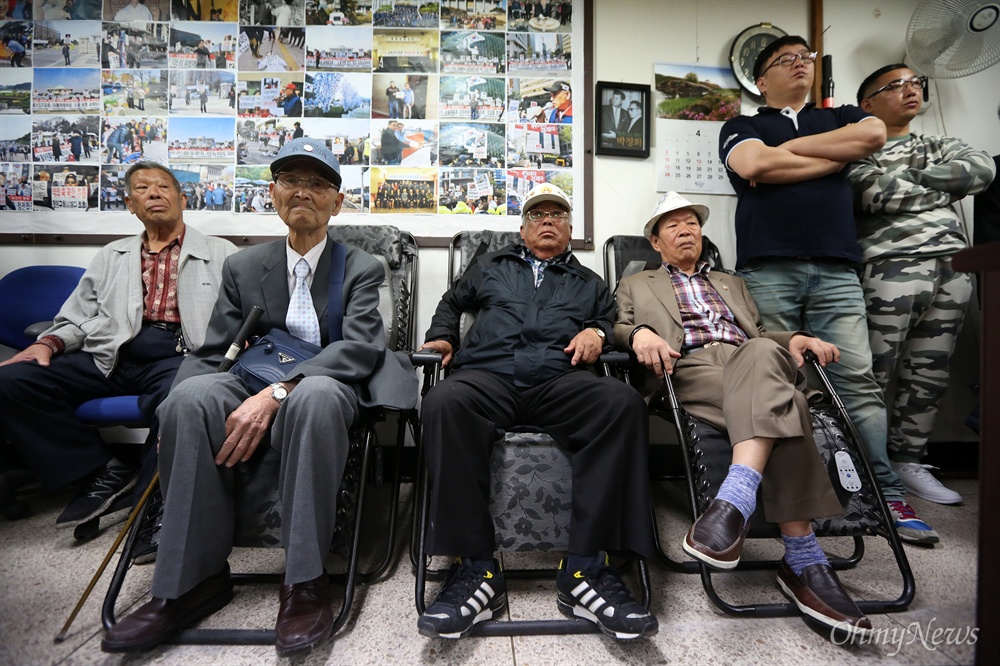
[887,500,939,544]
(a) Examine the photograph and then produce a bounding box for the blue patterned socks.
[782,533,830,575]
[715,463,762,524]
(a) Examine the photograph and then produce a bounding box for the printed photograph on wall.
[508,76,571,123]
[373,2,438,29]
[372,29,438,73]
[167,115,235,162]
[304,0,371,26]
[304,71,372,118]
[440,30,505,74]
[653,63,740,122]
[32,21,101,68]
[32,163,100,211]
[173,0,239,21]
[169,69,237,115]
[31,113,101,163]
[1,114,32,162]
[439,120,503,167]
[101,116,167,164]
[441,2,505,31]
[169,22,238,70]
[305,26,372,71]
[237,71,304,116]
[506,167,570,215]
[505,32,569,74]
[35,0,102,20]
[101,21,169,69]
[103,0,170,22]
[102,69,168,116]
[438,167,505,214]
[594,81,649,158]
[233,163,273,212]
[370,118,437,166]
[440,75,504,121]
[301,117,369,165]
[1,69,32,115]
[371,73,436,119]
[2,163,33,211]
[1,21,33,68]
[34,67,101,114]
[507,121,570,167]
[369,166,437,213]
[173,163,236,210]
[507,0,571,33]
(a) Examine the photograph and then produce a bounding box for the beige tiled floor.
[0,477,980,665]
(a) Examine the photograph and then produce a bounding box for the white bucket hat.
[643,191,710,238]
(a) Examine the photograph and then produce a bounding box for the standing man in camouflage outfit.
[850,64,995,513]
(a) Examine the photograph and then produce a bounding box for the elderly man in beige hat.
[416,182,657,642]
[614,192,873,640]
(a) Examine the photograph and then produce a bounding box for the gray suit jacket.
[614,268,800,398]
[42,225,237,376]
[173,232,417,410]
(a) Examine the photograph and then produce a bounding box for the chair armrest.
[408,351,443,367]
[24,320,54,340]
[408,351,443,395]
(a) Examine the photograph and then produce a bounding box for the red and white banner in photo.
[51,185,89,209]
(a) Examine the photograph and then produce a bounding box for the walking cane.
[54,306,264,643]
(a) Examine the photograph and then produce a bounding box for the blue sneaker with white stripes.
[417,559,506,639]
[556,553,658,640]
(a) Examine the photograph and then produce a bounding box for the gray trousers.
[151,373,358,599]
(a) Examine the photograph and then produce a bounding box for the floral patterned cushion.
[232,430,367,549]
[488,431,573,552]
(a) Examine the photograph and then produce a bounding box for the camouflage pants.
[862,255,972,462]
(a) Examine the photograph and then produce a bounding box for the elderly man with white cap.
[615,192,873,640]
[103,138,417,656]
[416,182,657,642]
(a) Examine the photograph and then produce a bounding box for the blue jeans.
[738,259,906,500]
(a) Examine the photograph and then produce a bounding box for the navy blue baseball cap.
[270,137,342,189]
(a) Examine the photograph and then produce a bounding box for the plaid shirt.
[665,261,747,351]
[141,228,185,324]
[519,243,572,288]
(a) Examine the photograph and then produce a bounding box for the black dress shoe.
[101,564,233,653]
[275,572,333,657]
[777,559,873,638]
[683,498,750,570]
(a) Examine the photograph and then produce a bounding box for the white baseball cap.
[643,191,710,238]
[522,182,572,215]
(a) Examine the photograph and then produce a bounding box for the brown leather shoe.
[101,564,233,652]
[777,559,873,638]
[275,572,334,657]
[682,498,750,570]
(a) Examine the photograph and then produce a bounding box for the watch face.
[729,24,787,98]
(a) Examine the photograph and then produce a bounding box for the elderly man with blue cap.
[104,138,417,656]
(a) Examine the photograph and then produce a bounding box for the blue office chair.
[0,265,147,527]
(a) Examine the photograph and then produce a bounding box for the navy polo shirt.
[719,103,872,268]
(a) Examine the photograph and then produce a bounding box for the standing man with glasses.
[415,183,657,642]
[103,138,418,656]
[719,36,942,545]
[848,64,995,510]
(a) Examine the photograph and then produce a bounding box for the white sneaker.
[891,462,962,505]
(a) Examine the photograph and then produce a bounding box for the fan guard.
[906,0,1000,78]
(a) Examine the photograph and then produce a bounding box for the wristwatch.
[590,327,606,341]
[270,382,288,405]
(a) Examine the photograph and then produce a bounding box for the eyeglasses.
[760,50,818,75]
[866,76,928,99]
[525,209,569,222]
[274,173,338,195]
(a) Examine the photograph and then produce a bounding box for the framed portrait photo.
[595,81,650,158]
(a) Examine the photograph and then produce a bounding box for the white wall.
[3,0,997,438]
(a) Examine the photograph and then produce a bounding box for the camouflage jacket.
[848,133,996,261]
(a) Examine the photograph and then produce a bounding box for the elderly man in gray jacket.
[0,161,236,529]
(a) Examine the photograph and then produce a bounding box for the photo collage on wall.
[0,0,576,223]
